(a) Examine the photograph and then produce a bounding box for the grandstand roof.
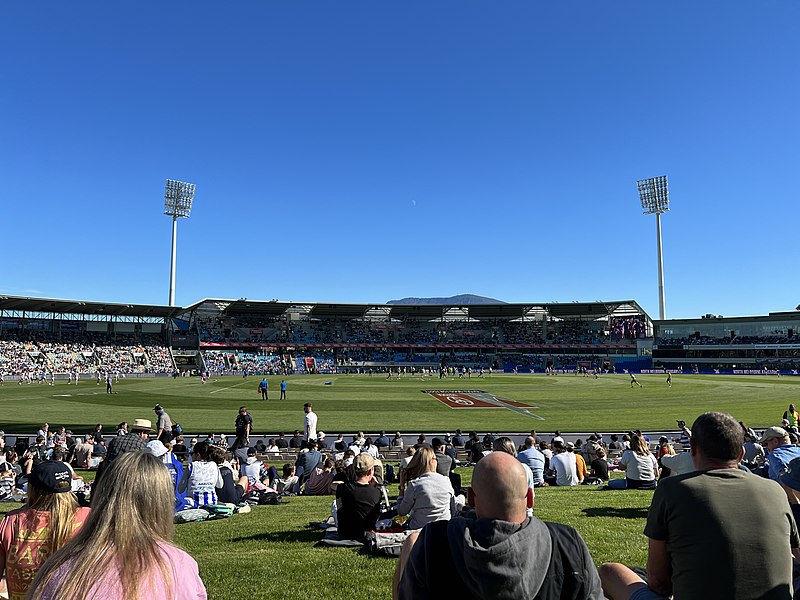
[188,298,649,321]
[0,296,182,318]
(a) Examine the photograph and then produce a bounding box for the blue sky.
[1,2,798,319]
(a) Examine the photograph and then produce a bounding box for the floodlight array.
[637,176,669,215]
[164,179,196,218]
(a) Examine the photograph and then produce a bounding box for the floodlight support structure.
[637,176,669,321]
[169,216,178,307]
[655,212,666,321]
[164,179,196,307]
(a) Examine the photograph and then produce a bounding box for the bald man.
[393,451,603,600]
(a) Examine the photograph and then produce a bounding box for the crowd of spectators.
[0,332,175,376]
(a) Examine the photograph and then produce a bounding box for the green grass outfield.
[0,470,653,600]
[0,372,796,435]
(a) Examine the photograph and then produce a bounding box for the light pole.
[637,175,669,320]
[164,179,196,307]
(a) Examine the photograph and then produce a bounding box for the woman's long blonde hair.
[631,434,650,456]
[405,446,436,481]
[28,451,176,600]
[26,482,80,558]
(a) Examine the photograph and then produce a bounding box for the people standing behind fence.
[27,451,207,600]
[0,461,91,600]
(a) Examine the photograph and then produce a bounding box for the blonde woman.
[395,446,455,529]
[28,451,207,600]
[0,461,90,599]
[609,434,659,490]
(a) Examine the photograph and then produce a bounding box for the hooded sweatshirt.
[399,512,603,600]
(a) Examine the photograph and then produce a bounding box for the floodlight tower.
[637,175,669,320]
[164,179,196,307]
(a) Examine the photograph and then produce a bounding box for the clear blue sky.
[2,2,798,319]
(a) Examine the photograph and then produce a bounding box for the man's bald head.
[472,452,530,523]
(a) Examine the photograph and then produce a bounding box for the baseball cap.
[247,447,257,456]
[566,441,575,450]
[317,431,325,438]
[153,404,163,411]
[146,440,168,458]
[355,453,375,472]
[29,461,72,494]
[760,426,788,443]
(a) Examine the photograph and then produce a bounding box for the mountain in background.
[387,294,505,305]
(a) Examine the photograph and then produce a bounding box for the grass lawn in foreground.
[0,372,795,435]
[0,470,652,600]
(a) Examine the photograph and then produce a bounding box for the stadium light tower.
[164,179,196,307]
[637,175,669,320]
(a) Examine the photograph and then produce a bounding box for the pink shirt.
[0,506,91,600]
[38,540,207,599]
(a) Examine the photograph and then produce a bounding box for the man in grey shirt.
[153,403,173,445]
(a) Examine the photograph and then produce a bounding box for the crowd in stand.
[195,313,641,347]
[0,332,175,378]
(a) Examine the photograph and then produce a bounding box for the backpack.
[172,423,183,437]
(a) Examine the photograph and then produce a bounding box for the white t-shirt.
[304,411,318,441]
[551,452,579,486]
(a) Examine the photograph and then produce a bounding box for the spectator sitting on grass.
[266,439,279,453]
[517,436,546,486]
[187,442,222,506]
[295,440,323,488]
[303,458,336,496]
[761,426,800,481]
[146,440,189,511]
[0,461,90,600]
[394,451,603,600]
[335,453,382,541]
[241,447,269,489]
[584,446,609,485]
[569,442,587,483]
[600,412,800,600]
[27,451,207,600]
[395,447,455,530]
[72,436,93,469]
[211,445,248,504]
[608,433,660,490]
[274,464,299,494]
[547,440,579,487]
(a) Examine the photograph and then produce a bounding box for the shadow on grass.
[231,528,322,544]
[581,506,649,519]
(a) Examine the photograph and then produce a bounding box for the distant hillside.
[387,294,505,305]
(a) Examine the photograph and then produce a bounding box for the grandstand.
[6,293,800,377]
[653,311,800,373]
